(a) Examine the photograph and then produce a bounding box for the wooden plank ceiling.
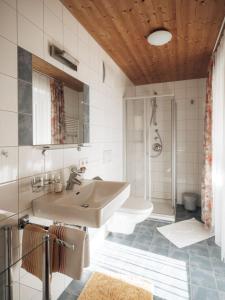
[61,0,225,85]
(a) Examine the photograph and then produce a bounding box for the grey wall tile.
[83,122,89,144]
[18,47,32,83]
[18,113,33,146]
[18,80,32,114]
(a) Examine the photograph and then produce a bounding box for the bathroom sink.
[32,180,130,228]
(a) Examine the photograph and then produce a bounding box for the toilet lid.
[120,197,153,214]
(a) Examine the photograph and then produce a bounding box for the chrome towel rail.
[18,215,76,250]
[3,226,13,300]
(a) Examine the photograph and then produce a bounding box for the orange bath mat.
[78,272,153,300]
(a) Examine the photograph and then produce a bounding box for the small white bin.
[182,192,198,211]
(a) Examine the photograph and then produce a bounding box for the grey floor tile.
[190,267,217,289]
[190,254,213,271]
[131,240,150,251]
[133,231,153,242]
[216,276,225,292]
[219,291,225,300]
[169,242,189,253]
[119,239,133,246]
[149,244,169,256]
[211,257,225,276]
[58,291,78,300]
[206,236,216,246]
[168,247,190,262]
[151,235,171,248]
[187,243,209,257]
[123,233,137,241]
[208,245,222,259]
[191,285,220,300]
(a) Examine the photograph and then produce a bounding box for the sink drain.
[81,204,89,208]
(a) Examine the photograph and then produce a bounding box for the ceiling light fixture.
[147,30,172,46]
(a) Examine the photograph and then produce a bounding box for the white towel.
[49,225,89,280]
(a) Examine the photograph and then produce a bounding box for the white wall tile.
[3,0,16,8]
[78,39,90,65]
[0,111,18,146]
[44,0,62,20]
[78,24,90,45]
[0,181,18,220]
[19,147,44,178]
[0,73,17,112]
[63,25,78,58]
[18,0,44,29]
[63,7,78,34]
[18,175,48,212]
[18,14,44,58]
[0,0,17,43]
[44,149,63,172]
[63,148,80,168]
[0,147,18,183]
[44,6,63,45]
[0,36,17,77]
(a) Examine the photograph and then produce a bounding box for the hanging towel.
[21,224,59,280]
[49,225,89,280]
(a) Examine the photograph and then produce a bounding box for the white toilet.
[107,197,154,234]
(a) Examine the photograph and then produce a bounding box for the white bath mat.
[157,218,214,248]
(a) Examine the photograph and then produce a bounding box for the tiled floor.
[59,218,225,300]
[176,205,201,222]
[152,198,174,216]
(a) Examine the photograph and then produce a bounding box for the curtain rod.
[213,16,225,54]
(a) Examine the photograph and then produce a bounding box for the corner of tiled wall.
[0,0,133,297]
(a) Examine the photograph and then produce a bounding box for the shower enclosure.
[125,96,176,220]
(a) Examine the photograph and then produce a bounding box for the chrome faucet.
[66,168,82,190]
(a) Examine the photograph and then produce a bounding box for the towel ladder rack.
[42,234,51,300]
[18,215,77,250]
[3,226,13,300]
[18,215,87,300]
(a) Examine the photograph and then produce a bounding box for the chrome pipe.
[4,226,13,300]
[42,234,51,300]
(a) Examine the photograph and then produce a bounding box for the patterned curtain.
[50,79,65,144]
[201,59,214,227]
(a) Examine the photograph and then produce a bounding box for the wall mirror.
[18,47,89,146]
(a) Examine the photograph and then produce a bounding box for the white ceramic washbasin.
[32,180,130,228]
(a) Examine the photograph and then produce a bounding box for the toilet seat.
[120,197,153,214]
[107,197,153,234]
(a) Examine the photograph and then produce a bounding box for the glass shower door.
[126,99,151,203]
[149,97,175,217]
[125,96,176,219]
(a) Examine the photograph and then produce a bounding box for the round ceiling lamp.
[147,30,172,46]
